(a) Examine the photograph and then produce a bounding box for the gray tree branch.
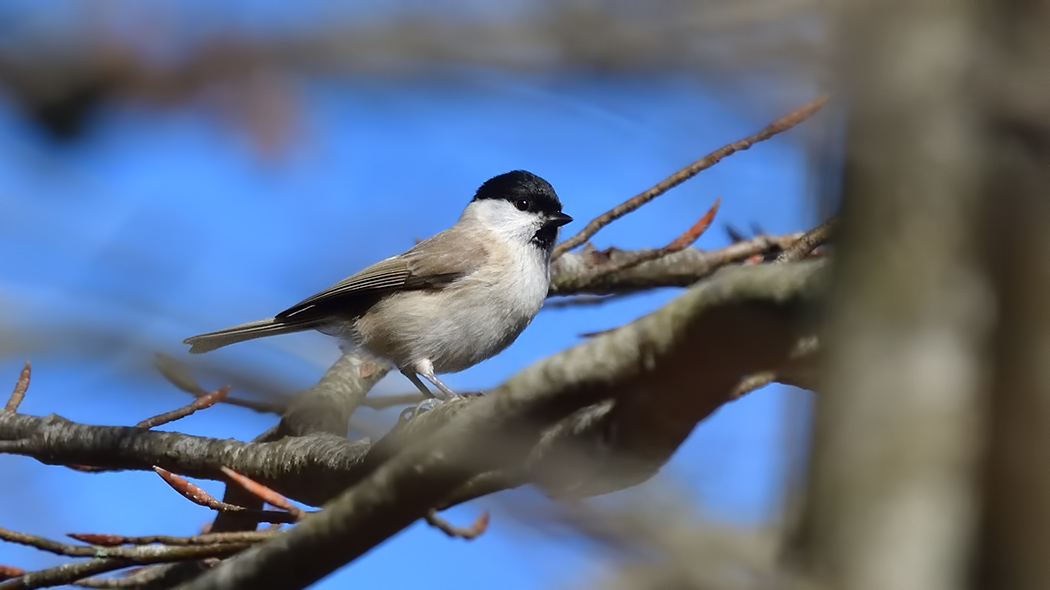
[276,353,390,438]
[171,260,824,590]
[2,260,826,589]
[2,262,824,509]
[0,414,371,507]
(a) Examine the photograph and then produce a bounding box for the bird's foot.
[400,398,441,421]
[399,392,481,421]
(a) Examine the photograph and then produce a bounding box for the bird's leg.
[399,365,447,418]
[399,361,467,419]
[418,373,458,400]
[414,360,461,399]
[400,368,436,398]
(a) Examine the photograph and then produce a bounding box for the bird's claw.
[399,397,444,421]
[399,392,487,421]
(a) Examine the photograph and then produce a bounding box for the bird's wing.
[276,229,489,320]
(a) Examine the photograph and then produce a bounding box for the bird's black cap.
[473,170,563,217]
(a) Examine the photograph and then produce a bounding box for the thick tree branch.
[0,416,370,507]
[2,261,827,590]
[1,263,826,513]
[276,353,389,438]
[175,261,825,590]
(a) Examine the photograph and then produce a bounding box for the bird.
[184,170,572,400]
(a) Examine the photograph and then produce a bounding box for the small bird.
[184,170,572,400]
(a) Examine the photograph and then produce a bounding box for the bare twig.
[154,353,208,396]
[724,224,751,244]
[72,562,222,588]
[0,541,250,590]
[204,395,285,416]
[424,510,490,540]
[0,527,250,560]
[0,566,25,581]
[776,217,837,263]
[543,293,634,311]
[155,353,286,416]
[553,96,828,259]
[5,361,31,413]
[0,527,93,557]
[153,468,299,525]
[220,467,307,521]
[67,531,276,547]
[0,559,131,590]
[136,387,231,429]
[73,567,172,588]
[592,197,721,277]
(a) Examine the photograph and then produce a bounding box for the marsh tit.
[184,170,572,399]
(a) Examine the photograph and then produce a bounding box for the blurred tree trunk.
[794,0,1050,589]
[974,0,1050,588]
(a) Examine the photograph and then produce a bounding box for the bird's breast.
[350,252,550,373]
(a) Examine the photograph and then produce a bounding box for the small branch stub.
[5,361,31,413]
[424,510,490,540]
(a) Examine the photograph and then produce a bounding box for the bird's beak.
[547,212,573,227]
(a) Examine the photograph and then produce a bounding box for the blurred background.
[0,1,825,587]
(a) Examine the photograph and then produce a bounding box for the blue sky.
[0,10,815,588]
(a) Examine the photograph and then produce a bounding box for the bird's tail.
[184,317,323,354]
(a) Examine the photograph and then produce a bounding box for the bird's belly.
[351,272,546,373]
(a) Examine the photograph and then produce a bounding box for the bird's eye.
[514,199,530,212]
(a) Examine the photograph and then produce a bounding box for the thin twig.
[152,468,299,525]
[153,353,208,396]
[155,353,286,415]
[553,96,828,259]
[0,542,250,590]
[0,527,250,560]
[776,217,836,263]
[724,224,751,244]
[67,531,276,547]
[5,361,31,413]
[0,558,130,590]
[73,566,171,588]
[0,527,92,557]
[424,510,490,540]
[543,293,634,310]
[72,563,210,588]
[592,197,721,278]
[135,387,231,429]
[220,467,307,521]
[212,396,286,415]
